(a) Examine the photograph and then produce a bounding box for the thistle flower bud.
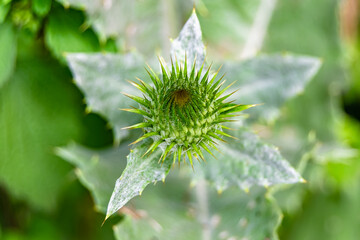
[123,58,253,167]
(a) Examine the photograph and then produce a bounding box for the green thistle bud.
[123,58,253,167]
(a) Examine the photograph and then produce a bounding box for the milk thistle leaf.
[60,9,317,226]
[194,127,304,193]
[218,54,322,122]
[106,139,172,219]
[113,176,281,240]
[170,10,206,70]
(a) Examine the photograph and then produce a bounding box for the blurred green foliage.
[0,34,84,210]
[264,0,343,142]
[262,0,360,239]
[1,0,359,239]
[45,6,101,60]
[0,22,16,86]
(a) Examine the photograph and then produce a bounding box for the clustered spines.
[123,57,254,168]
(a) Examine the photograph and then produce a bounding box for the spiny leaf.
[195,127,304,193]
[219,54,322,122]
[114,174,281,240]
[105,139,172,220]
[170,10,206,71]
[66,52,148,142]
[57,0,163,56]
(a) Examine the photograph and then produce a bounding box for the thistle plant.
[60,9,321,239]
[123,58,253,167]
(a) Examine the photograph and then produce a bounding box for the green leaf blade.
[113,175,281,240]
[170,11,206,70]
[0,22,16,87]
[45,7,101,60]
[32,0,52,17]
[106,140,172,218]
[197,127,303,192]
[221,54,322,122]
[0,43,85,211]
[56,0,163,56]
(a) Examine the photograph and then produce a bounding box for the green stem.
[195,179,211,240]
[240,0,278,59]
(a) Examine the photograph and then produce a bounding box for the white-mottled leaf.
[56,0,163,57]
[57,0,133,40]
[195,127,303,193]
[170,10,206,70]
[66,53,147,142]
[221,54,321,122]
[114,174,281,240]
[210,188,280,240]
[106,140,172,219]
[55,143,129,212]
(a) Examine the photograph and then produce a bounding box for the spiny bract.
[123,58,253,167]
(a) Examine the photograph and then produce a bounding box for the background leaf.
[0,1,11,23]
[66,52,147,142]
[263,0,342,142]
[0,38,85,210]
[197,0,261,59]
[195,127,303,193]
[283,189,360,240]
[44,5,102,61]
[106,140,172,219]
[32,0,52,17]
[55,142,129,212]
[56,0,165,57]
[220,54,321,123]
[113,215,158,240]
[170,11,206,69]
[114,174,281,240]
[0,22,16,87]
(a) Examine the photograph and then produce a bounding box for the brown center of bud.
[173,89,191,107]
